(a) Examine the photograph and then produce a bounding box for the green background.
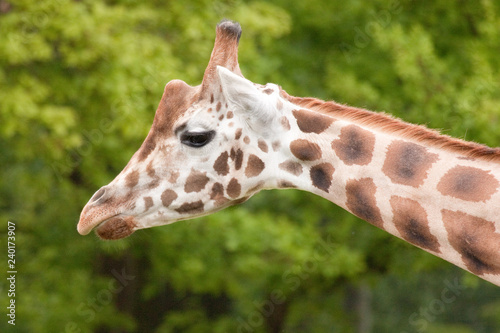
[1,0,500,332]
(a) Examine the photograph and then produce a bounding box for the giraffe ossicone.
[78,20,500,286]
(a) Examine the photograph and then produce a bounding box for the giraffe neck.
[277,96,500,286]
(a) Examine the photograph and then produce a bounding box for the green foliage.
[1,0,500,332]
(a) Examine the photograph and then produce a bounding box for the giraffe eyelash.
[180,130,216,148]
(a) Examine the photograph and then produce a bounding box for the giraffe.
[78,20,500,286]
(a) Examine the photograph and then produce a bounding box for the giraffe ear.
[217,66,275,127]
[217,66,259,108]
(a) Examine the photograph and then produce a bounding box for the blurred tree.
[1,0,499,332]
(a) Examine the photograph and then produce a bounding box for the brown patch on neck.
[382,140,439,187]
[332,125,375,166]
[437,166,499,202]
[272,140,281,152]
[258,139,269,153]
[280,116,291,131]
[442,209,500,275]
[345,178,384,228]
[310,163,335,192]
[235,128,243,140]
[292,109,334,134]
[290,139,322,161]
[390,196,440,253]
[278,180,297,188]
[279,160,303,176]
[282,90,500,163]
[276,99,284,111]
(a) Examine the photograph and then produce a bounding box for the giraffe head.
[78,21,292,239]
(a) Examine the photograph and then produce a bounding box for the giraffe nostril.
[90,187,106,203]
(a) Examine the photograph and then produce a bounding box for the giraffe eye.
[180,130,215,148]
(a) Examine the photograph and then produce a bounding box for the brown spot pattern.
[216,101,222,112]
[272,141,281,152]
[210,182,228,206]
[278,180,297,188]
[279,160,303,176]
[125,170,139,188]
[246,181,265,195]
[258,139,269,153]
[310,163,335,192]
[176,200,204,214]
[213,152,229,176]
[243,136,250,144]
[230,148,244,170]
[276,99,283,110]
[227,111,234,119]
[442,209,500,275]
[292,109,334,134]
[143,197,154,211]
[290,139,322,161]
[345,178,383,228]
[146,162,160,189]
[184,170,210,193]
[235,128,243,140]
[382,141,438,187]
[227,178,241,198]
[390,196,440,252]
[280,116,291,131]
[437,166,499,202]
[263,88,274,95]
[169,171,180,184]
[245,154,265,178]
[331,125,375,165]
[161,189,177,207]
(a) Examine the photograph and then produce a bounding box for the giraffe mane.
[281,90,500,163]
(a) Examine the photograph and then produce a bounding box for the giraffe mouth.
[94,215,137,240]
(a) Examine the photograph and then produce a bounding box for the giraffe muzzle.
[78,183,141,239]
[95,215,137,240]
[78,209,137,240]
